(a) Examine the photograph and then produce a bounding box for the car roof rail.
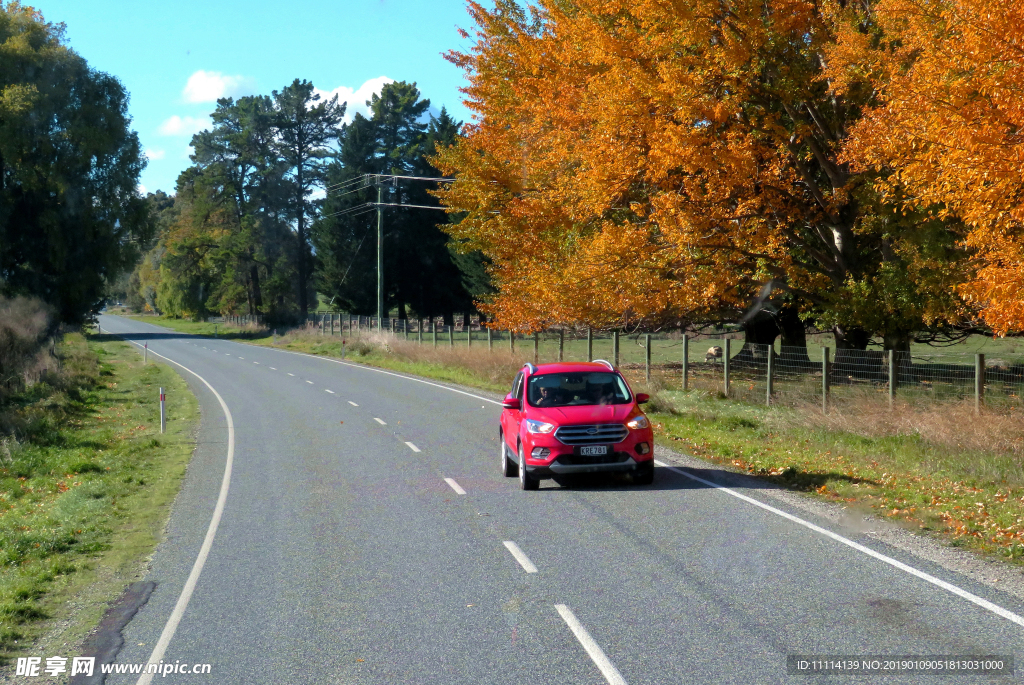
[524,362,538,374]
[592,359,615,371]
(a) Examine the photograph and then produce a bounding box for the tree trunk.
[736,311,778,363]
[398,302,407,320]
[882,332,911,352]
[250,263,263,312]
[776,305,812,368]
[833,324,881,381]
[833,324,870,350]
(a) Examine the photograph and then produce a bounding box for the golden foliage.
[831,0,1024,333]
[436,0,971,336]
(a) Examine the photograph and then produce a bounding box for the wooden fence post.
[976,353,985,414]
[822,347,830,415]
[645,334,652,384]
[723,338,731,397]
[682,334,689,391]
[888,349,896,406]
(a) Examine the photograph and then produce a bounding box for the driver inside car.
[535,377,563,407]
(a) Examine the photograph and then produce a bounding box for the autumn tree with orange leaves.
[435,0,972,351]
[829,0,1024,335]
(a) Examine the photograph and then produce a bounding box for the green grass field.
[0,334,198,666]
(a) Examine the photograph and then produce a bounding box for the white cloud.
[183,70,256,103]
[158,115,211,137]
[144,148,166,161]
[315,76,393,124]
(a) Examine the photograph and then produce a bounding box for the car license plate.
[578,445,609,456]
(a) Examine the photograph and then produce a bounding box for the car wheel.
[501,432,517,477]
[634,461,654,485]
[518,443,539,491]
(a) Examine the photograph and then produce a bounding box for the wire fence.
[300,314,1024,413]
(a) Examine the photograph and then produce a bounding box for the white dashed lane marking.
[405,442,421,453]
[325,389,335,394]
[348,401,359,407]
[502,541,538,573]
[555,605,627,685]
[444,478,466,495]
[374,418,386,425]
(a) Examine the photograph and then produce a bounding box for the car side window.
[516,374,525,401]
[510,372,522,398]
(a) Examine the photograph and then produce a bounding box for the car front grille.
[554,424,629,445]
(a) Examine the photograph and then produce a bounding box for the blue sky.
[31,0,479,195]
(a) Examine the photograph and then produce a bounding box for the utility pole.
[376,177,384,330]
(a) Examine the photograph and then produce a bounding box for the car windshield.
[526,372,632,408]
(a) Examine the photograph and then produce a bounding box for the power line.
[325,172,454,197]
[371,202,449,211]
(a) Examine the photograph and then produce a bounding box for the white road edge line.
[555,604,627,685]
[444,478,467,495]
[405,441,420,453]
[653,459,1024,628]
[502,541,538,573]
[348,401,359,407]
[374,417,386,425]
[325,389,335,394]
[109,335,235,685]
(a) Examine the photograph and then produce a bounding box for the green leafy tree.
[273,79,345,317]
[313,85,481,324]
[0,2,151,323]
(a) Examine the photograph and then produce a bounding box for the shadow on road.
[550,465,771,492]
[552,464,875,493]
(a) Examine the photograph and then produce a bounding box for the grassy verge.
[0,333,197,667]
[650,391,1024,565]
[119,315,1023,566]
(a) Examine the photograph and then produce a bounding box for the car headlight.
[524,419,555,434]
[627,415,649,430]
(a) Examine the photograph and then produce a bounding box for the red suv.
[499,360,655,490]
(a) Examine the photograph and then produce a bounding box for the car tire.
[634,461,654,485]
[518,443,539,491]
[501,432,517,477]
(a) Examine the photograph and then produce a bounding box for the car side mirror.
[502,395,521,410]
[635,393,650,404]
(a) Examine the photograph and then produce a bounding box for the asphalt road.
[95,315,1024,684]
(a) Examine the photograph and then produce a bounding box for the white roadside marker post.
[159,387,166,434]
[144,343,148,363]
